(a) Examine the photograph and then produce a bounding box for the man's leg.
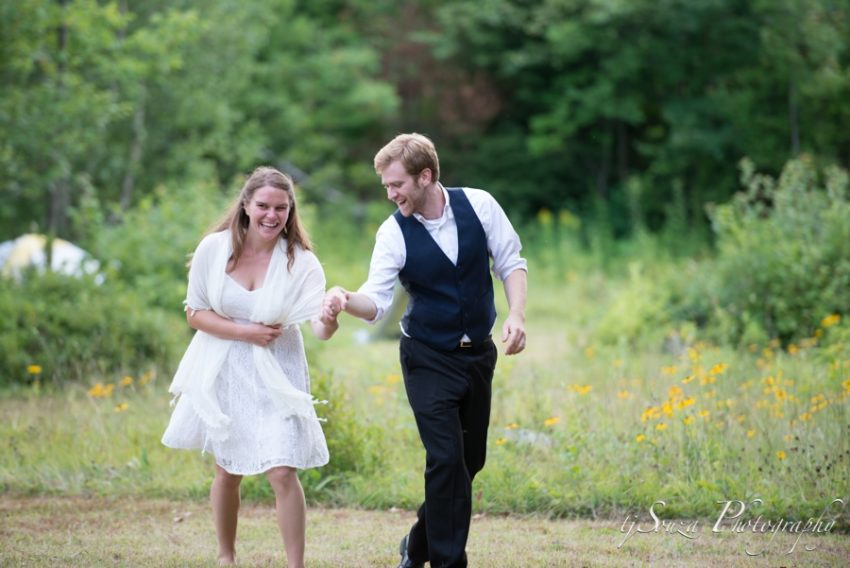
[400,338,495,567]
[460,340,497,480]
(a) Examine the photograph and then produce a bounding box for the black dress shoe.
[397,534,424,568]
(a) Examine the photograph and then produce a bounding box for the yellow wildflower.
[683,416,695,425]
[617,390,631,399]
[746,430,756,438]
[821,314,841,328]
[88,383,115,398]
[505,422,519,430]
[776,450,787,461]
[571,384,592,395]
[668,385,684,400]
[842,379,850,393]
[708,363,729,376]
[139,370,155,385]
[367,385,385,396]
[114,402,129,413]
[656,422,668,431]
[661,401,674,417]
[699,410,710,419]
[495,438,507,446]
[120,376,134,387]
[27,364,43,375]
[537,208,553,226]
[613,358,624,368]
[787,344,799,355]
[385,374,402,385]
[784,434,794,442]
[661,365,678,376]
[641,406,661,422]
[584,346,596,359]
[799,412,812,421]
[543,416,560,427]
[635,434,646,443]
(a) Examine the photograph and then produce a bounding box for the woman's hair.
[373,132,440,182]
[209,166,312,270]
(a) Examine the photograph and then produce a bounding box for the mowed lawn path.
[2,496,848,567]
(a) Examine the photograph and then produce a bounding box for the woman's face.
[244,185,291,241]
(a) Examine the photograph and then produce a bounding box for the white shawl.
[167,230,325,442]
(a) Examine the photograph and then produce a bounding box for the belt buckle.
[459,339,472,348]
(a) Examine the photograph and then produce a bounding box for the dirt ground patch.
[1,496,848,566]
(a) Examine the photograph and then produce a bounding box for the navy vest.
[394,188,496,351]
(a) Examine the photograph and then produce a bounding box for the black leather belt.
[459,335,492,348]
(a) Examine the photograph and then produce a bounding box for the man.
[323,133,527,567]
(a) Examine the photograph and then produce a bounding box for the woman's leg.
[211,464,243,565]
[265,466,306,568]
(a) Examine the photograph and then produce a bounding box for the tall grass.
[2,217,849,530]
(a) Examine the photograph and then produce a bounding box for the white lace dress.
[162,275,329,474]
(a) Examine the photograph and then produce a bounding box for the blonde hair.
[210,166,312,270]
[373,132,440,182]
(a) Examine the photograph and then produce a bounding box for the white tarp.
[0,234,101,281]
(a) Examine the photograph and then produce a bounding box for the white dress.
[162,274,329,475]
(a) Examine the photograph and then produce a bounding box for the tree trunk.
[788,80,800,156]
[48,0,70,254]
[120,91,147,212]
[617,119,628,182]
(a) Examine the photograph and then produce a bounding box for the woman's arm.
[186,309,282,347]
[310,317,339,341]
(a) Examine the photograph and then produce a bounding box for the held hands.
[242,322,283,347]
[321,286,349,325]
[501,311,526,355]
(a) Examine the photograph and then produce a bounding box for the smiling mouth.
[260,222,280,229]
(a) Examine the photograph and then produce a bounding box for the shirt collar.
[412,183,453,226]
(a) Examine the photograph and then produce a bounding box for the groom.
[322,133,527,567]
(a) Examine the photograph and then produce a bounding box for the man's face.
[381,160,429,217]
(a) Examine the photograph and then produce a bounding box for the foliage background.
[1,0,850,529]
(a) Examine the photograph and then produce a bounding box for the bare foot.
[218,554,236,566]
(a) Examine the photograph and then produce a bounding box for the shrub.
[0,270,184,387]
[699,157,850,344]
[91,180,229,312]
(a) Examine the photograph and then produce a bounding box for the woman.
[162,166,338,567]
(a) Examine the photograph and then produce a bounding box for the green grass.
[2,251,849,533]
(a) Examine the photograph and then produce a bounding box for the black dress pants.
[399,336,497,568]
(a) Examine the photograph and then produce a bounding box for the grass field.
[2,252,849,565]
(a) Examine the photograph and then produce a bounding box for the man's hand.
[321,286,349,325]
[501,311,526,355]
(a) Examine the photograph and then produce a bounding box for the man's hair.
[374,133,440,182]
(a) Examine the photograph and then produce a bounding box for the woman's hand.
[321,287,348,324]
[240,322,283,347]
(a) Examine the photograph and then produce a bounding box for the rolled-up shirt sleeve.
[357,217,405,323]
[467,188,527,281]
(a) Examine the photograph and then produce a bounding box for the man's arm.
[323,287,378,321]
[501,268,527,355]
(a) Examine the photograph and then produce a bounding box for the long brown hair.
[210,166,312,270]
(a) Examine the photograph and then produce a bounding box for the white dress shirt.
[358,184,527,324]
